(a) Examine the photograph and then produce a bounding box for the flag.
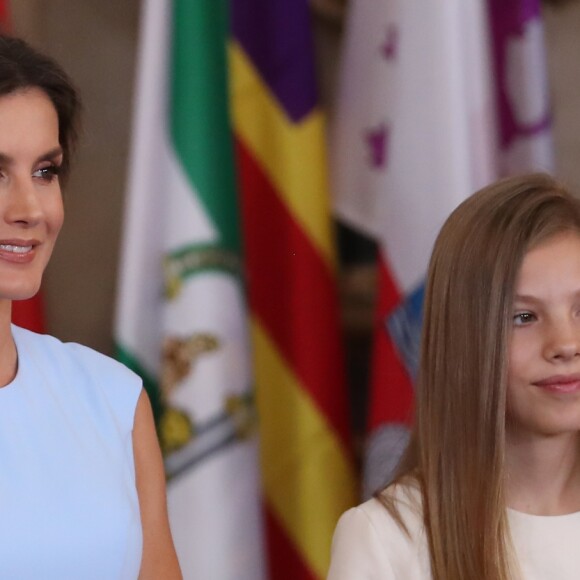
[114,1,264,578]
[0,0,9,32]
[331,0,499,498]
[487,0,554,174]
[12,294,45,333]
[230,2,357,578]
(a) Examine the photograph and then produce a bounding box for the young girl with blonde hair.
[329,173,580,579]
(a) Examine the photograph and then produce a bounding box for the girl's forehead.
[515,232,580,296]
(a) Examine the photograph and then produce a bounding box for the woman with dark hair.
[329,173,580,579]
[0,35,181,578]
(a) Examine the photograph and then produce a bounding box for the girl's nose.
[543,320,580,362]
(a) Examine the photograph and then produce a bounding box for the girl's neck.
[0,300,17,388]
[505,429,580,516]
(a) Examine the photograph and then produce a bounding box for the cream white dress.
[328,484,580,579]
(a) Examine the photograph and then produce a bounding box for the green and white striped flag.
[115,1,264,578]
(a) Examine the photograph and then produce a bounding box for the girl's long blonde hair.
[378,173,580,580]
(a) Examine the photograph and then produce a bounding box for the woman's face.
[508,232,580,438]
[0,88,63,303]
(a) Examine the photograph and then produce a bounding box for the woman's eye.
[513,312,536,326]
[32,164,60,182]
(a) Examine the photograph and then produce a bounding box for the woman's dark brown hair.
[0,35,81,181]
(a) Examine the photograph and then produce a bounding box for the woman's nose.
[3,178,42,226]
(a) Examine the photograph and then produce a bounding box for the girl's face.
[0,88,63,303]
[508,232,580,438]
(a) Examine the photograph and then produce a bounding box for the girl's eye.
[32,164,60,182]
[513,312,536,326]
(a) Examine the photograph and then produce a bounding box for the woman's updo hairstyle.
[0,35,81,181]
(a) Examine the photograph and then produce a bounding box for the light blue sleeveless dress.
[0,325,143,579]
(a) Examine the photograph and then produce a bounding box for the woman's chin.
[3,284,42,302]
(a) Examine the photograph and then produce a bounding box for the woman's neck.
[0,300,17,387]
[505,429,580,515]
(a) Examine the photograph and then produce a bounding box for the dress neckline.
[0,324,23,392]
[508,507,580,521]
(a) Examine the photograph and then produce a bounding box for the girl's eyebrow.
[513,294,540,303]
[514,289,580,304]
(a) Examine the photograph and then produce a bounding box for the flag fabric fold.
[230,1,357,578]
[115,1,264,578]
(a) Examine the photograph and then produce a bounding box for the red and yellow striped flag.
[0,0,8,31]
[230,2,357,578]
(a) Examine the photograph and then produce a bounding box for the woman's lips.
[533,374,580,393]
[0,239,39,264]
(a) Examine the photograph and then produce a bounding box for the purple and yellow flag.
[230,1,357,578]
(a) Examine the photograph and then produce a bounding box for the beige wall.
[545,2,580,189]
[9,1,580,354]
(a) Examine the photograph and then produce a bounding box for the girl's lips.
[533,375,580,393]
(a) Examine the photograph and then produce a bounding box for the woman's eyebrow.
[35,146,63,164]
[0,152,13,166]
[0,147,64,167]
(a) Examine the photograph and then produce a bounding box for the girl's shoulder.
[328,481,430,579]
[348,480,424,542]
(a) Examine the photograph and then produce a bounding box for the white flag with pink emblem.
[332,0,496,296]
[331,0,553,498]
[487,0,554,175]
